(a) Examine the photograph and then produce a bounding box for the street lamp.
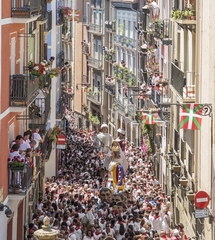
[0,204,12,218]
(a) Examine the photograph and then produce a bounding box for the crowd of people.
[26,125,191,240]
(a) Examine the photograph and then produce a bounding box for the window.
[86,2,90,24]
[94,12,96,24]
[132,55,136,73]
[118,19,121,35]
[188,151,193,175]
[133,22,136,39]
[11,37,15,75]
[128,21,131,38]
[20,35,24,74]
[128,53,131,70]
[123,20,126,35]
[118,48,121,63]
[174,129,179,151]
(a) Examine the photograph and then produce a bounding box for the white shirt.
[69,233,76,240]
[33,132,42,149]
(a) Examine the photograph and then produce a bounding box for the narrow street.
[28,123,189,240]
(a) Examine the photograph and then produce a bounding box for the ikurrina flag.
[142,110,158,125]
[68,9,80,21]
[179,103,203,130]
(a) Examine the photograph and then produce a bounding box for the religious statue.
[107,140,125,191]
[93,123,112,154]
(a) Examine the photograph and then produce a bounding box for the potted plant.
[47,126,62,142]
[125,39,130,46]
[179,176,188,187]
[172,164,181,172]
[28,60,35,72]
[186,190,195,201]
[9,160,25,171]
[184,9,192,20]
[46,0,52,3]
[49,68,61,78]
[13,184,21,194]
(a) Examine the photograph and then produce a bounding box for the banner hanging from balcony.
[68,9,80,21]
[142,110,158,125]
[179,103,203,130]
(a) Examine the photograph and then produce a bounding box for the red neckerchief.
[10,149,15,153]
[75,226,81,231]
[161,235,168,239]
[154,215,159,220]
[87,208,91,211]
[94,232,102,236]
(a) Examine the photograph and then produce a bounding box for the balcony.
[89,24,102,35]
[105,21,116,32]
[87,57,102,70]
[82,44,89,55]
[28,88,51,131]
[56,8,65,25]
[87,91,101,105]
[105,84,115,96]
[38,0,47,22]
[11,0,41,18]
[82,74,89,83]
[82,16,90,26]
[114,35,136,49]
[40,134,53,160]
[104,52,115,63]
[45,11,52,32]
[56,99,65,120]
[114,99,134,117]
[171,63,195,99]
[8,157,41,195]
[57,51,65,69]
[151,88,161,105]
[9,74,40,107]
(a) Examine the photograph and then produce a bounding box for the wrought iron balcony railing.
[38,0,47,21]
[86,91,101,104]
[105,21,116,32]
[28,89,51,131]
[105,84,115,96]
[8,163,33,194]
[82,44,89,55]
[171,62,185,97]
[45,11,52,32]
[11,0,41,18]
[114,34,136,49]
[40,134,53,160]
[82,16,90,26]
[151,88,161,105]
[87,57,102,70]
[56,8,65,25]
[9,74,39,107]
[89,24,102,34]
[57,51,65,69]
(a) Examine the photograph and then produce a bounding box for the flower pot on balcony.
[14,188,20,194]
[172,165,181,173]
[179,177,188,187]
[186,190,195,202]
[46,0,52,2]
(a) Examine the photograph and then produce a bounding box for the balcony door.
[86,2,90,24]
[98,41,101,61]
[10,37,15,75]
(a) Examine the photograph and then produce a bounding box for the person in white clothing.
[33,128,44,149]
[68,227,76,240]
[35,85,49,117]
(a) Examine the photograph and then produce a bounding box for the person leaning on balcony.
[150,0,160,22]
[10,134,23,148]
[35,85,49,117]
[33,128,44,150]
